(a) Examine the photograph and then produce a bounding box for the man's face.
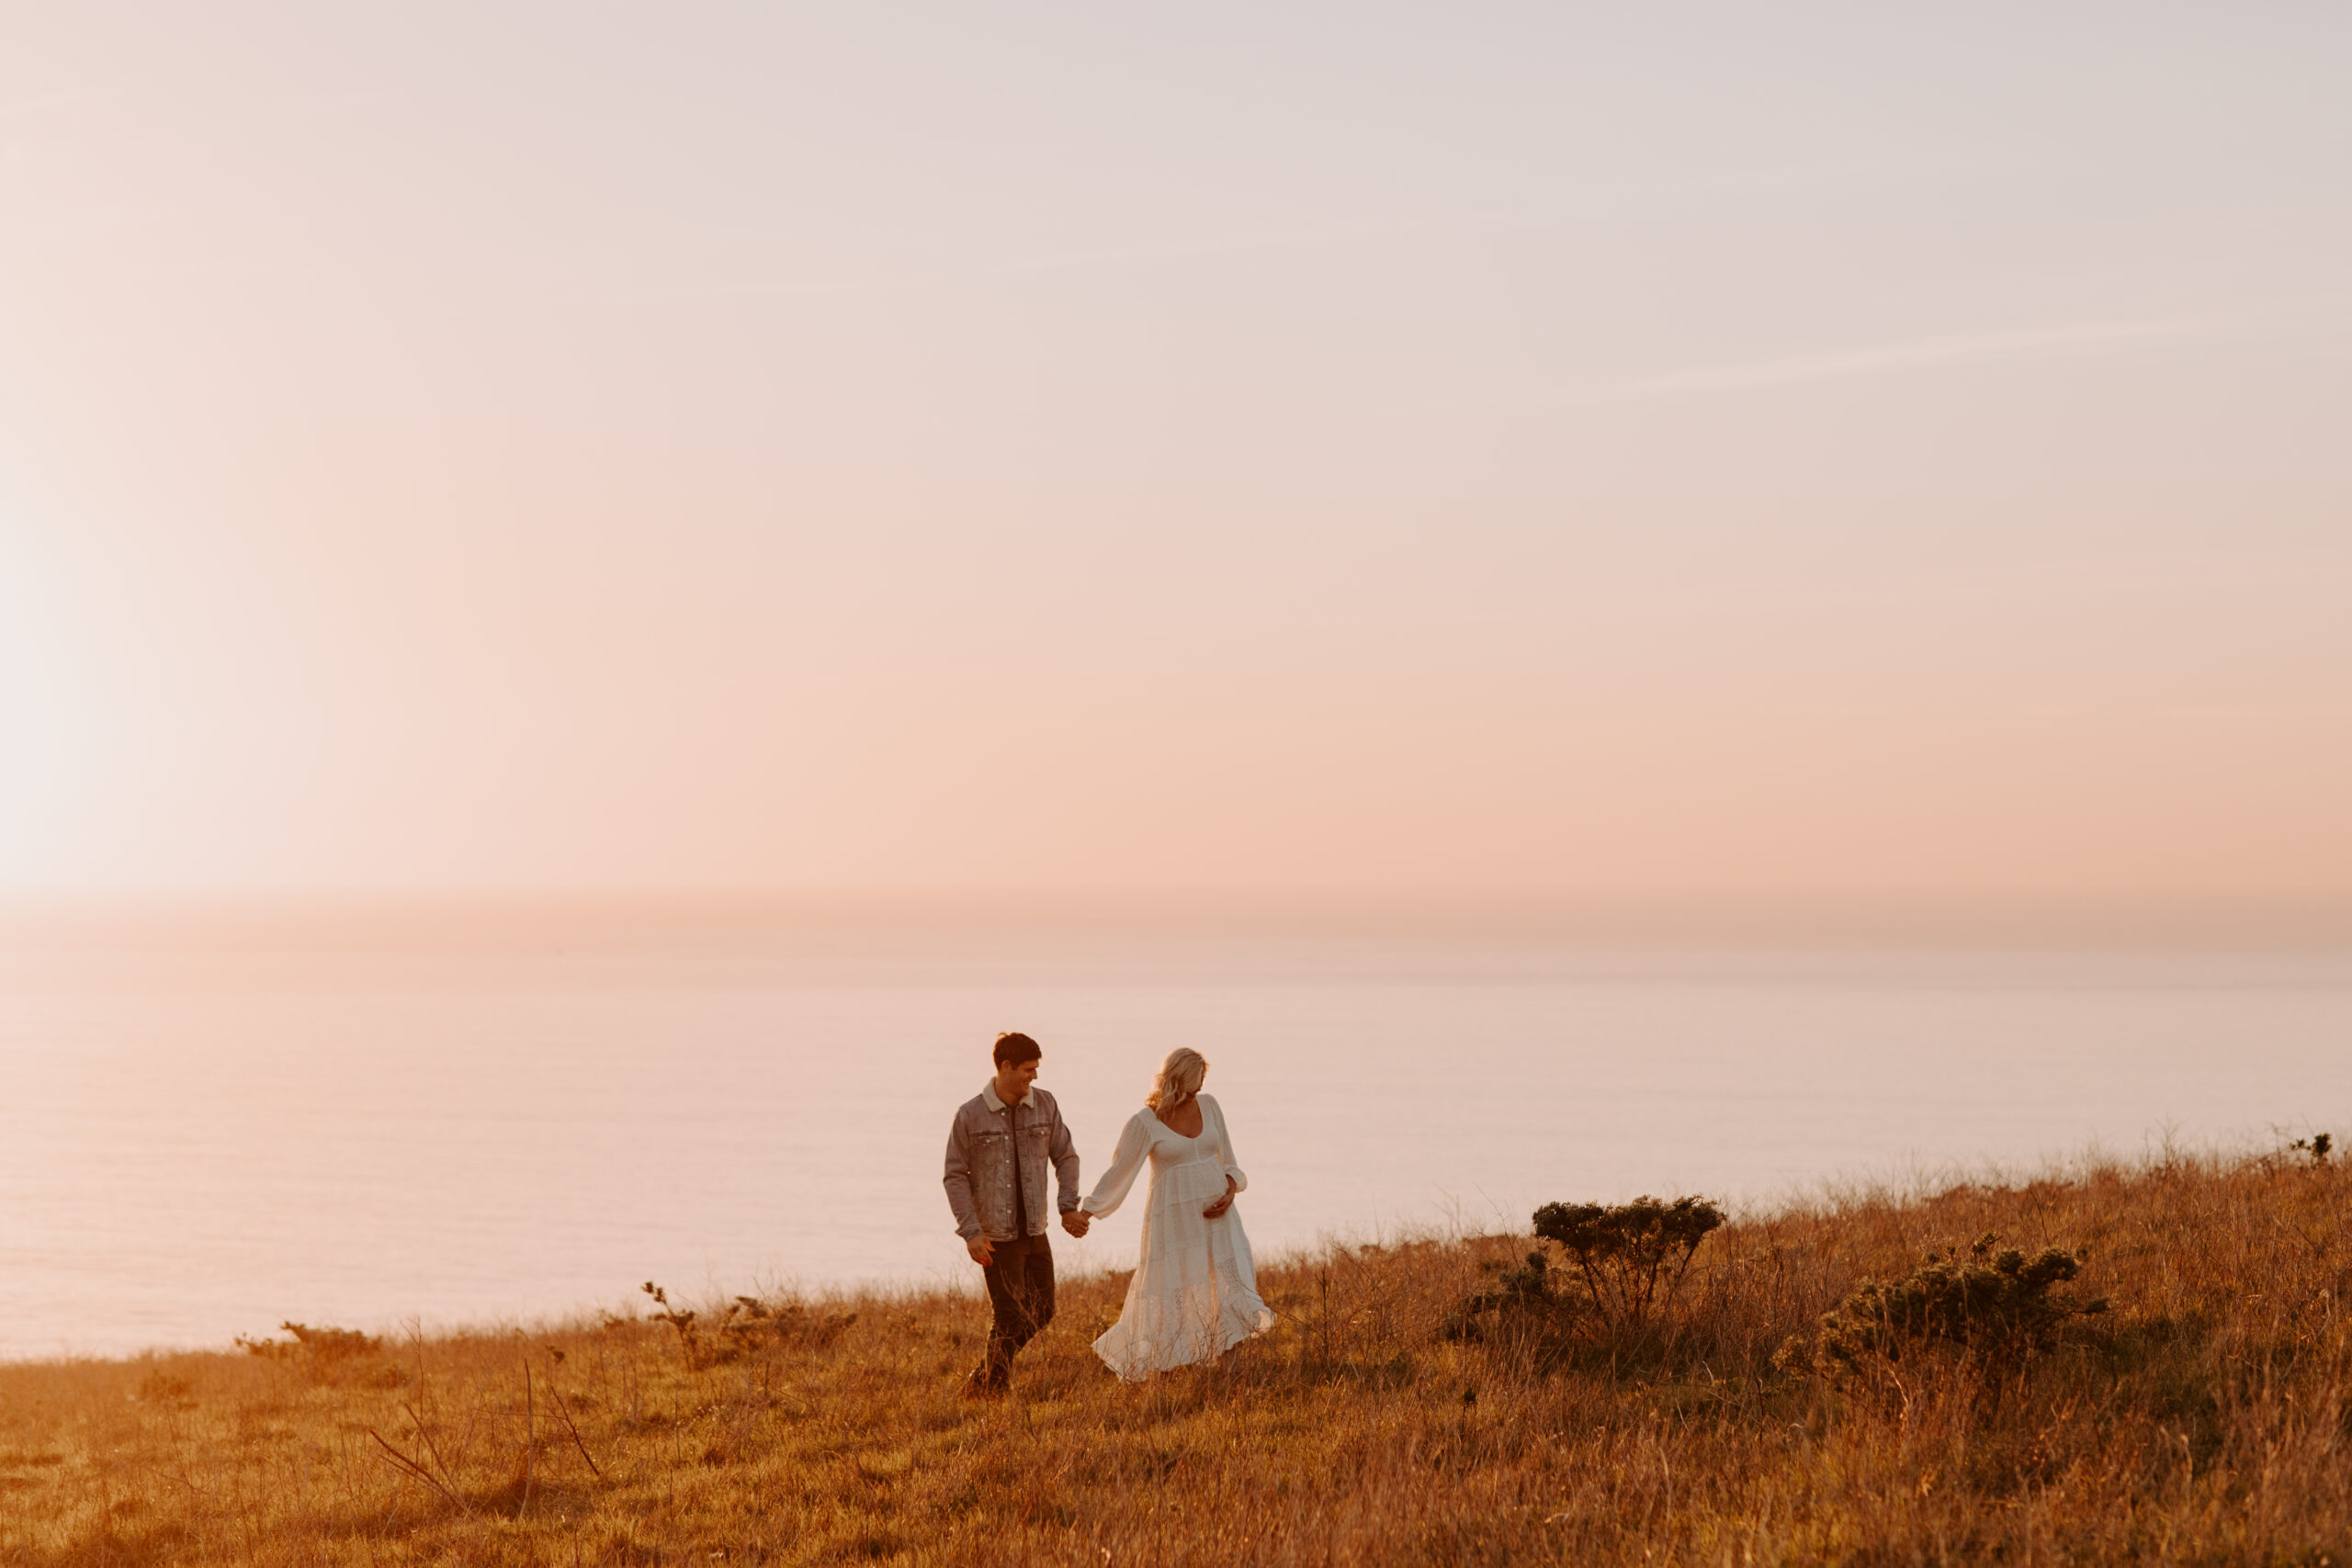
[995,1055,1041,1101]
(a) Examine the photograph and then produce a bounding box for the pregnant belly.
[1168,1159,1229,1207]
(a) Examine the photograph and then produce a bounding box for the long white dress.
[1079,1093,1274,1381]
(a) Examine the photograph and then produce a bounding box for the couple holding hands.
[942,1032,1272,1393]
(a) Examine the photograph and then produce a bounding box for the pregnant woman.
[1078,1047,1274,1380]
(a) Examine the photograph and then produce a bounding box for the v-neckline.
[1151,1109,1204,1141]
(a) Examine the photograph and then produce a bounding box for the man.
[942,1031,1089,1394]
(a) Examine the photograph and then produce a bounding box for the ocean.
[3,901,2346,1361]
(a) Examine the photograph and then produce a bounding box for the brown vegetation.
[2,1140,2345,1565]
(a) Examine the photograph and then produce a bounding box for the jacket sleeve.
[1050,1100,1081,1213]
[943,1109,982,1240]
[1079,1112,1152,1219]
[1207,1095,1248,1192]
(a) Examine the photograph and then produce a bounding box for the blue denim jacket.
[943,1081,1080,1242]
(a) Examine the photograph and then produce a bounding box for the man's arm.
[943,1111,992,1262]
[1049,1101,1087,1235]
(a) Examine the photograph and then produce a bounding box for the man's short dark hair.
[993,1032,1042,1067]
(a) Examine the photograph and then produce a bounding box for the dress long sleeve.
[1080,1111,1154,1218]
[1205,1094,1248,1192]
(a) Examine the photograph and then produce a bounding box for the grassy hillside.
[3,1141,2345,1566]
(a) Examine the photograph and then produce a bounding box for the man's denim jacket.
[944,1081,1080,1242]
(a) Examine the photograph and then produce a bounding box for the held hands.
[971,1214,1089,1262]
[1203,1177,1238,1219]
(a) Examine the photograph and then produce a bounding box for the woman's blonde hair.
[1145,1047,1208,1111]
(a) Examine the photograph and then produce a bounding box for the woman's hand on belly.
[1202,1176,1238,1219]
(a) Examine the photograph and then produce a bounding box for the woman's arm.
[1205,1094,1248,1193]
[1079,1112,1152,1219]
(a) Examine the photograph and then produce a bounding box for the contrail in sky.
[1611,299,2350,400]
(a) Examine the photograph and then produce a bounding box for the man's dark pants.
[979,1233,1056,1386]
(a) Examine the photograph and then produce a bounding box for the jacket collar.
[981,1078,1035,1113]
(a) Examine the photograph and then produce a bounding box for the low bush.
[1441,1246,1578,1350]
[1445,1194,1725,1362]
[1533,1194,1724,1331]
[1777,1233,2109,1382]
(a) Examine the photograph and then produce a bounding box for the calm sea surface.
[3,907,2346,1361]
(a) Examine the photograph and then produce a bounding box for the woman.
[1077,1047,1273,1380]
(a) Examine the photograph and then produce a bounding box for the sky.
[1,4,2347,900]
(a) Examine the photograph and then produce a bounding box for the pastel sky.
[2,5,2346,897]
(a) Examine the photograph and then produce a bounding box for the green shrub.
[1533,1195,1725,1331]
[1446,1195,1724,1355]
[1778,1234,2107,1381]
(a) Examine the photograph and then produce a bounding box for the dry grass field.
[3,1141,2345,1566]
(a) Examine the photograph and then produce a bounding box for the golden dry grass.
[3,1143,2346,1566]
